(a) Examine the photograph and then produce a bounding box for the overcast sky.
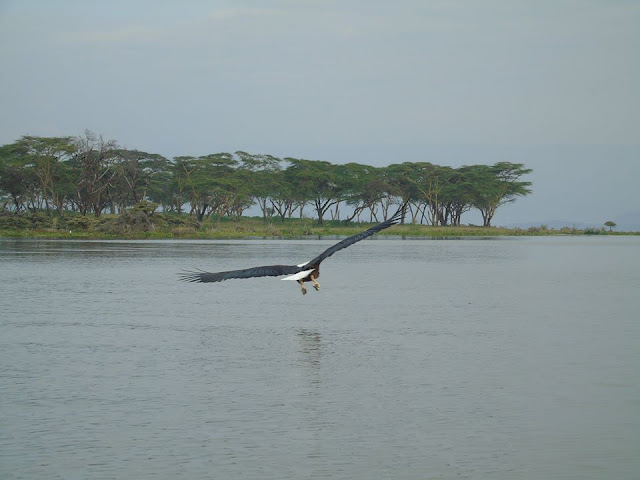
[1,1,638,227]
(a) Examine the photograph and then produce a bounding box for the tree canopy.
[0,132,532,226]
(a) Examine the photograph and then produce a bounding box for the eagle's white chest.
[281,261,314,281]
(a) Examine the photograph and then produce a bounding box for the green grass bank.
[0,211,635,240]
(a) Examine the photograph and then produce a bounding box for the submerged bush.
[66,215,97,231]
[28,212,50,229]
[0,213,30,229]
[558,226,579,235]
[96,210,151,234]
[130,200,158,216]
[92,204,198,235]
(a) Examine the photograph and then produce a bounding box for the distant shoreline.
[1,216,636,240]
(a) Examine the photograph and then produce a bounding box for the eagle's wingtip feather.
[178,269,205,283]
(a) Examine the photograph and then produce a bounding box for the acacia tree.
[269,168,299,222]
[11,136,76,216]
[145,165,173,213]
[285,158,346,224]
[224,167,255,219]
[383,163,423,223]
[160,156,193,214]
[181,153,240,221]
[468,162,532,226]
[1,133,535,226]
[110,149,169,212]
[443,167,475,226]
[201,153,241,218]
[430,165,455,225]
[407,163,454,226]
[70,130,118,217]
[178,156,207,221]
[0,144,37,212]
[235,151,282,220]
[339,163,386,222]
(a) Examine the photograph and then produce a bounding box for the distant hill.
[505,211,640,232]
[505,220,599,230]
[612,211,640,232]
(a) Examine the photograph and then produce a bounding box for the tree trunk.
[196,203,208,222]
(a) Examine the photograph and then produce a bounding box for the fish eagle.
[180,203,406,294]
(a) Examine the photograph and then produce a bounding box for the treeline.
[0,131,532,226]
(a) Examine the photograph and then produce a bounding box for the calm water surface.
[1,236,639,479]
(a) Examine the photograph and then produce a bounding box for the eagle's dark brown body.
[296,265,321,295]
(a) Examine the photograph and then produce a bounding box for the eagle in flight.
[180,203,406,294]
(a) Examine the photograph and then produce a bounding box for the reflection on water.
[1,236,639,479]
[297,329,322,366]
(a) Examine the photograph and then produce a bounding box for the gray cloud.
[0,0,638,226]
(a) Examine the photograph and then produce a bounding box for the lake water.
[1,236,638,479]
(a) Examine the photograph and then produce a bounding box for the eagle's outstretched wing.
[306,202,406,266]
[179,264,304,283]
[180,202,406,284]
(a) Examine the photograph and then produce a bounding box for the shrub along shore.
[0,210,633,239]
